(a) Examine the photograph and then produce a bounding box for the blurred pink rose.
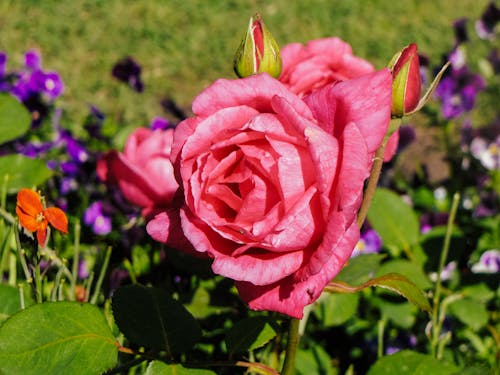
[279,37,375,97]
[97,128,179,215]
[148,71,392,318]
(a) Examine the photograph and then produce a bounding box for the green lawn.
[0,0,489,130]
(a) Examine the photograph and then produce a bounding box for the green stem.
[356,138,387,228]
[430,192,460,357]
[18,283,26,309]
[90,246,112,304]
[281,318,300,375]
[13,224,32,284]
[33,238,44,303]
[34,257,43,303]
[377,319,386,358]
[70,220,81,300]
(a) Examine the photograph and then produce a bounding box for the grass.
[0,0,491,131]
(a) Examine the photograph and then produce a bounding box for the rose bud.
[233,13,282,78]
[388,43,422,117]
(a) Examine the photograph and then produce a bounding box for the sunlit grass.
[0,0,490,129]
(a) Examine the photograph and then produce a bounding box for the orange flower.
[16,188,68,246]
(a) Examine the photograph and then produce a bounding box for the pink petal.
[147,210,200,256]
[304,69,392,155]
[330,121,370,215]
[383,131,400,162]
[171,117,200,167]
[235,218,360,318]
[192,73,314,121]
[146,211,171,243]
[262,185,320,252]
[180,106,258,162]
[212,249,304,286]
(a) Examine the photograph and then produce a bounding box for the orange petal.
[36,221,48,246]
[16,189,43,217]
[16,205,40,232]
[44,207,68,234]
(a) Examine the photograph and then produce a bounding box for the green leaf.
[452,365,492,375]
[314,293,359,327]
[375,260,432,290]
[0,94,31,145]
[185,286,231,319]
[145,361,217,375]
[225,316,277,354]
[0,284,34,323]
[0,154,53,193]
[461,283,495,303]
[335,253,385,285]
[448,298,489,331]
[0,302,117,375]
[326,273,431,313]
[296,344,337,375]
[367,350,459,375]
[112,284,201,354]
[375,299,416,329]
[367,188,419,255]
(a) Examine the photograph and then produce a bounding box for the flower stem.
[356,139,387,228]
[70,220,81,300]
[377,318,386,358]
[90,246,112,304]
[33,240,43,303]
[281,317,300,375]
[430,192,460,357]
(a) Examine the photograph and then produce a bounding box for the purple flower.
[111,56,143,92]
[57,129,89,164]
[453,18,469,44]
[28,70,64,99]
[14,141,53,158]
[430,261,457,282]
[470,135,500,170]
[83,201,112,235]
[11,76,31,101]
[487,49,500,74]
[78,259,90,279]
[435,65,486,119]
[476,2,500,40]
[60,176,78,194]
[474,190,499,218]
[471,249,500,273]
[448,46,466,69]
[0,52,6,78]
[420,211,449,233]
[150,116,170,130]
[351,229,382,257]
[24,50,41,71]
[0,53,9,92]
[397,125,416,152]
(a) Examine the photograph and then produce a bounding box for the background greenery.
[0,0,489,129]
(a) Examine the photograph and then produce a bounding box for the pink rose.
[97,127,179,215]
[148,71,392,318]
[279,37,375,97]
[280,37,398,162]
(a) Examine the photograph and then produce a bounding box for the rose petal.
[235,219,359,318]
[383,131,400,162]
[304,69,392,155]
[192,73,314,121]
[212,248,304,286]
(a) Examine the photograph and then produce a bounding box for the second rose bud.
[388,43,422,117]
